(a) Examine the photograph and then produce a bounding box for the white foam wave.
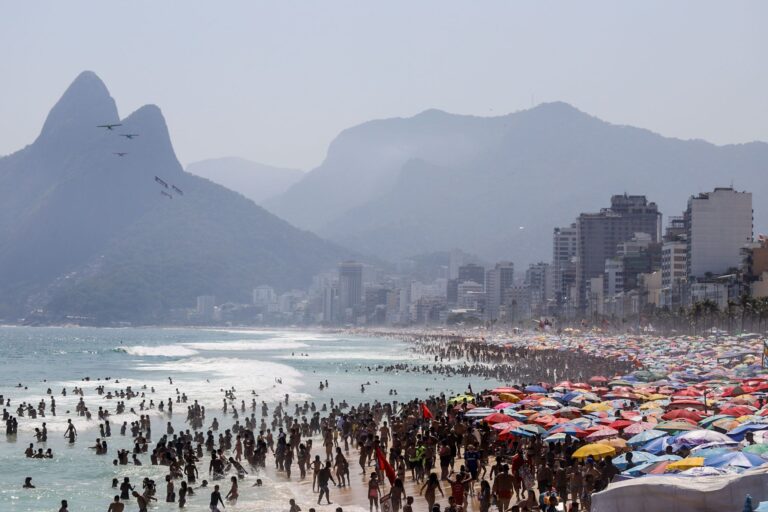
[276,351,422,361]
[116,345,199,357]
[183,340,309,351]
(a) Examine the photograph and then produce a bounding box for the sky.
[1,1,766,170]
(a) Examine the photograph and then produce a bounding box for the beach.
[2,325,768,512]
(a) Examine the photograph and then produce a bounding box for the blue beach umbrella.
[705,451,768,470]
[627,429,666,447]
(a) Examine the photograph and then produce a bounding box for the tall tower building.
[552,223,578,305]
[338,261,363,313]
[485,261,515,321]
[685,188,753,280]
[576,195,661,309]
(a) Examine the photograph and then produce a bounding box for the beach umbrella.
[516,424,547,436]
[713,418,743,432]
[493,402,515,410]
[448,394,475,405]
[674,429,733,448]
[623,422,655,436]
[726,423,768,441]
[704,451,767,469]
[642,434,677,454]
[582,402,614,413]
[721,406,757,416]
[654,454,683,462]
[525,385,547,393]
[498,393,521,403]
[743,444,768,456]
[483,412,515,424]
[547,424,587,438]
[699,414,735,428]
[464,407,495,418]
[608,419,633,431]
[655,420,697,433]
[492,387,522,395]
[613,451,657,470]
[586,428,620,441]
[690,447,736,458]
[490,421,523,431]
[666,457,705,471]
[553,406,582,419]
[642,460,675,474]
[662,409,704,422]
[589,376,608,384]
[628,429,667,447]
[597,438,628,452]
[572,443,616,460]
[544,433,569,443]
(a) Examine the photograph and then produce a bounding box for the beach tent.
[591,466,768,512]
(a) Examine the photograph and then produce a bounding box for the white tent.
[591,467,768,512]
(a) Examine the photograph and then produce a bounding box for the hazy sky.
[1,1,765,170]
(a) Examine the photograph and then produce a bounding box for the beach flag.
[376,446,396,485]
[421,402,434,420]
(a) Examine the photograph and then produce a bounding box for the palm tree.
[740,294,755,332]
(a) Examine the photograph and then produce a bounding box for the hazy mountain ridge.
[267,102,768,264]
[186,157,303,205]
[0,72,352,323]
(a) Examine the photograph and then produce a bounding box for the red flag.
[376,446,396,485]
[421,402,434,420]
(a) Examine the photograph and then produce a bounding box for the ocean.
[0,326,504,511]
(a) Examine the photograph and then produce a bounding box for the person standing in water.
[225,476,238,504]
[210,484,225,512]
[64,419,76,443]
[107,496,124,512]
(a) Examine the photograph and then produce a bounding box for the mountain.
[186,157,303,205]
[265,103,768,264]
[0,71,352,324]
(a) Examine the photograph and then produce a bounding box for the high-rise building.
[449,249,467,280]
[485,261,515,320]
[553,224,578,305]
[338,261,363,314]
[576,195,661,309]
[252,285,277,311]
[458,264,486,289]
[685,188,753,280]
[196,295,216,318]
[525,262,553,316]
[321,285,338,324]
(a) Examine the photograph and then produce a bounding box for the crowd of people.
[5,329,768,511]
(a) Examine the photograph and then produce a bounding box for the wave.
[182,340,309,351]
[114,345,199,357]
[276,351,420,361]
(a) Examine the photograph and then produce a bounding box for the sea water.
[0,326,505,511]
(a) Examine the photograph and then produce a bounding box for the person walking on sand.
[367,472,381,512]
[419,472,444,511]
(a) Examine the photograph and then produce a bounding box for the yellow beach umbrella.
[582,402,613,413]
[498,393,521,403]
[666,457,704,471]
[572,443,616,460]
